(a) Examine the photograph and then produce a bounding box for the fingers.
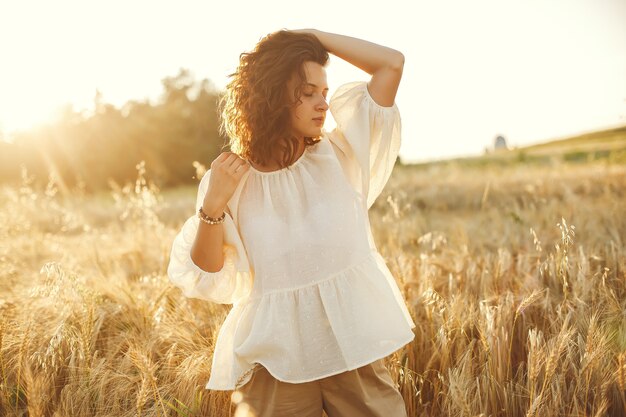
[213,152,250,176]
[212,152,231,170]
[225,153,243,170]
[232,157,250,177]
[225,153,250,175]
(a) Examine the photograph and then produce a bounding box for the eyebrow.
[305,83,329,91]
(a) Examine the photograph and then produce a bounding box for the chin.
[298,127,323,138]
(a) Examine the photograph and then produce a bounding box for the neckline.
[247,145,310,176]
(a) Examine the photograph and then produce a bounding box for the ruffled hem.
[204,251,416,391]
[206,330,414,390]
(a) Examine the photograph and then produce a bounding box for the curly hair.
[219,29,329,168]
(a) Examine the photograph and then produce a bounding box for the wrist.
[198,206,226,225]
[201,202,226,218]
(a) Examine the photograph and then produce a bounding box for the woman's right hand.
[202,152,250,216]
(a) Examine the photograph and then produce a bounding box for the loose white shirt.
[167,81,416,391]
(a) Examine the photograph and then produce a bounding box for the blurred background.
[1,3,625,416]
[1,0,624,191]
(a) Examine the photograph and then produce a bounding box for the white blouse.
[167,81,416,391]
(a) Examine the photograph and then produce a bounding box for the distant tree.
[0,68,225,191]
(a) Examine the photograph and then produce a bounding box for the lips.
[312,117,324,122]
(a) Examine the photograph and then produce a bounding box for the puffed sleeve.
[327,81,402,210]
[167,169,253,305]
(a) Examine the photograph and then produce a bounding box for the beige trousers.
[233,358,408,417]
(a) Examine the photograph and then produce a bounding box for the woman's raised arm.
[290,29,404,107]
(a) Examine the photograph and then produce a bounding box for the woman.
[168,28,416,417]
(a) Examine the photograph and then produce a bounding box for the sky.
[0,0,624,163]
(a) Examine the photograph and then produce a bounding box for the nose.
[316,97,329,111]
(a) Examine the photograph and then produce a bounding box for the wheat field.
[0,160,624,416]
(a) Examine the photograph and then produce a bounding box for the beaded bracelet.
[198,207,226,225]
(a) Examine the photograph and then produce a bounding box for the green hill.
[406,124,626,168]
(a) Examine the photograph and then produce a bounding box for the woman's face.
[288,61,329,140]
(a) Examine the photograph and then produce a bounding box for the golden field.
[0,158,624,416]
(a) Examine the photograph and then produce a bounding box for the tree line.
[0,69,228,192]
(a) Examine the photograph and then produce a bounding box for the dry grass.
[1,160,624,416]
